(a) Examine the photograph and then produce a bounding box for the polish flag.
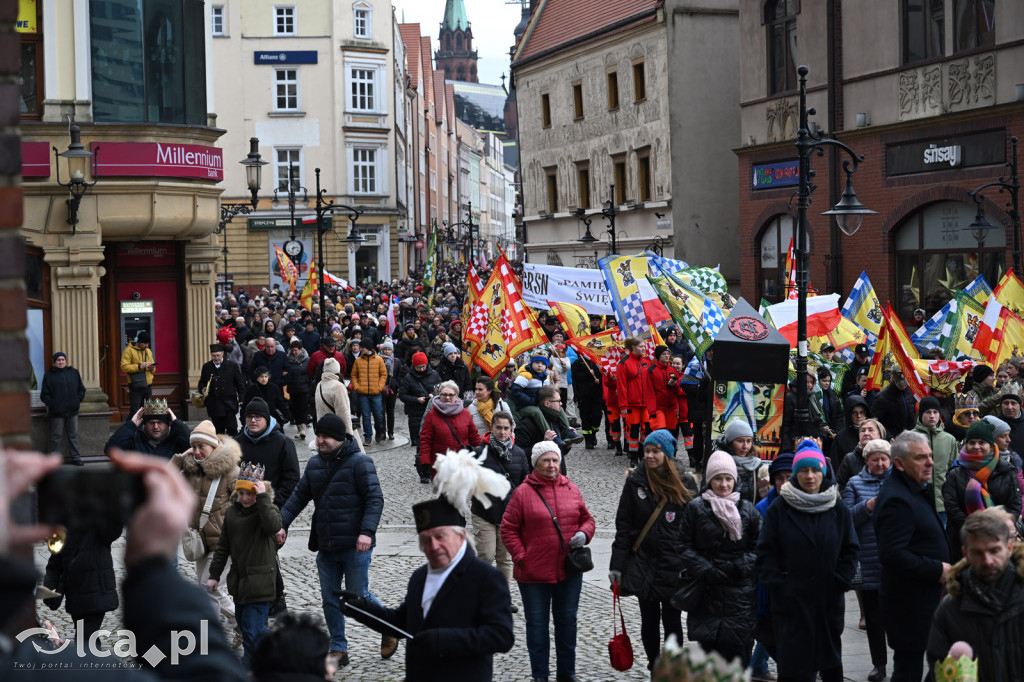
[386,298,397,336]
[765,293,844,347]
[322,268,348,289]
[635,277,672,327]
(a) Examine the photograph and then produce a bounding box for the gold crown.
[933,655,978,682]
[954,392,980,412]
[238,462,265,485]
[142,398,169,415]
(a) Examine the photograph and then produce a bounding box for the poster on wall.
[709,380,785,460]
[269,239,313,292]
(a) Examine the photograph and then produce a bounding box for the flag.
[497,255,547,358]
[866,304,928,399]
[322,268,348,289]
[648,273,723,357]
[462,263,487,359]
[299,260,318,312]
[386,299,397,336]
[599,254,671,340]
[548,301,591,339]
[912,358,977,394]
[677,267,729,295]
[423,222,438,306]
[911,300,954,353]
[811,315,869,356]
[939,292,986,360]
[274,246,300,293]
[644,252,689,277]
[567,327,622,367]
[765,294,844,347]
[973,298,1024,369]
[841,270,884,337]
[964,274,992,305]
[993,269,1024,318]
[784,237,798,300]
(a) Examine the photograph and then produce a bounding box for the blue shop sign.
[254,51,318,65]
[752,160,799,190]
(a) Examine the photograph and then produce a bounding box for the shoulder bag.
[181,476,222,561]
[531,486,593,574]
[618,498,667,597]
[607,579,634,671]
[442,415,465,450]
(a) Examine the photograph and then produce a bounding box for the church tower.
[435,0,478,83]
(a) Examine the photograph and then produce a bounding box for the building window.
[572,82,584,119]
[275,148,302,191]
[607,70,619,110]
[275,68,299,111]
[350,68,376,111]
[211,5,225,35]
[903,0,945,64]
[637,149,652,202]
[894,201,1004,319]
[613,156,627,204]
[765,0,797,94]
[26,248,52,407]
[954,0,995,52]
[274,6,295,36]
[545,167,558,214]
[17,0,43,120]
[758,214,801,303]
[576,163,590,209]
[352,148,377,194]
[632,60,646,102]
[353,3,372,39]
[541,93,551,127]
[91,0,207,125]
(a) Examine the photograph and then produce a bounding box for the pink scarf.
[701,489,743,541]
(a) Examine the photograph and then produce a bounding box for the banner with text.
[521,263,614,315]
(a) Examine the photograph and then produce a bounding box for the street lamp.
[53,122,99,235]
[967,136,1020,273]
[793,65,875,437]
[214,137,268,296]
[576,184,619,255]
[444,204,478,263]
[273,163,308,244]
[308,167,362,333]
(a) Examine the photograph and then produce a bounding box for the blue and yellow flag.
[841,270,884,337]
[599,255,670,340]
[963,274,992,305]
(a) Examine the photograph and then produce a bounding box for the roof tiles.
[516,0,660,63]
[398,23,422,89]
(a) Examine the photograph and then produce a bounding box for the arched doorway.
[893,200,1005,319]
[758,214,809,303]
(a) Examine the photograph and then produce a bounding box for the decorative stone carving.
[766,97,798,143]
[899,65,942,120]
[948,53,995,112]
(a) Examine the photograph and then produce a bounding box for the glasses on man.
[246,415,265,421]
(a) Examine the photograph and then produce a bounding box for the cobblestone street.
[33,406,882,680]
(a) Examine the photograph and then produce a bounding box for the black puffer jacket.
[943,459,1023,557]
[284,349,311,395]
[234,419,300,509]
[679,493,761,648]
[43,524,121,617]
[829,395,869,469]
[437,356,472,395]
[610,462,698,601]
[871,383,917,437]
[280,434,383,555]
[398,366,441,423]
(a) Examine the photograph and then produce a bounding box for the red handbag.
[608,580,634,671]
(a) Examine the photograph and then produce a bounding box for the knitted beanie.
[315,414,348,441]
[918,395,941,415]
[531,441,561,468]
[792,439,828,475]
[965,418,995,446]
[530,355,550,368]
[769,453,795,476]
[705,450,738,482]
[442,342,458,357]
[412,352,429,367]
[723,419,754,444]
[983,415,1011,439]
[973,364,994,384]
[189,420,219,448]
[243,397,271,420]
[644,429,677,459]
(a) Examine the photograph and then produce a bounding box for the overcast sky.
[391,0,525,86]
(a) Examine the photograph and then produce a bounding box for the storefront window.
[758,214,811,303]
[17,0,43,119]
[894,201,1004,319]
[26,249,51,406]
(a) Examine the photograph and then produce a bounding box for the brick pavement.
[32,407,886,680]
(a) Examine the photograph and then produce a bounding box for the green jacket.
[913,422,958,512]
[972,382,1002,417]
[209,488,281,605]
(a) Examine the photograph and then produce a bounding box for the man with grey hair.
[875,430,951,682]
[927,506,1024,679]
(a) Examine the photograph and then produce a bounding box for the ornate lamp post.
[967,136,1020,274]
[576,184,620,255]
[53,123,99,235]
[214,137,268,296]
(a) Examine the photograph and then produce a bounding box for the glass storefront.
[758,214,813,303]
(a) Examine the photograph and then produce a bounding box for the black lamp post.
[444,204,478,263]
[793,65,875,437]
[273,163,308,243]
[214,137,268,296]
[577,184,619,255]
[53,123,99,235]
[309,167,363,333]
[967,136,1020,274]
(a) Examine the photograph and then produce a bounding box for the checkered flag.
[621,292,649,338]
[682,267,728,294]
[645,252,689,277]
[702,298,726,337]
[465,300,489,343]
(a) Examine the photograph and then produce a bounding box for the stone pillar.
[184,240,220,418]
[45,238,108,410]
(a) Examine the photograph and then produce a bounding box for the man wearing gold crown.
[927,506,1024,681]
[104,398,190,459]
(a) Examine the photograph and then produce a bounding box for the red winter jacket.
[501,472,596,584]
[307,348,347,380]
[603,372,618,412]
[617,353,657,414]
[418,404,482,468]
[650,362,683,413]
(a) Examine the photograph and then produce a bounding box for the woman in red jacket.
[650,345,684,434]
[618,337,658,467]
[418,380,481,480]
[501,441,596,682]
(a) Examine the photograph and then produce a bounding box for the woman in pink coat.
[501,441,595,682]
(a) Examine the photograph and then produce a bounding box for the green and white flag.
[423,220,438,306]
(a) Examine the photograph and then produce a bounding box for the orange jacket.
[350,352,387,395]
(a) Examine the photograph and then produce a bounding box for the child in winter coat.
[509,355,551,412]
[207,463,282,663]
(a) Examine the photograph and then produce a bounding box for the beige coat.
[314,358,362,451]
[171,436,241,553]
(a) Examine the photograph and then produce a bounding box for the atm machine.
[120,299,155,352]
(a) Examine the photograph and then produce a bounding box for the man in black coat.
[395,324,427,365]
[397,353,440,450]
[40,351,87,465]
[570,354,604,450]
[871,369,917,437]
[841,342,871,397]
[250,338,288,386]
[875,430,951,682]
[341,497,514,681]
[197,343,246,435]
[104,400,191,459]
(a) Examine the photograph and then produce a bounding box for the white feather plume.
[433,449,512,517]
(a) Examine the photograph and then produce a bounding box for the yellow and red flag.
[299,260,318,312]
[548,301,591,340]
[973,297,1024,368]
[568,327,624,370]
[275,245,300,293]
[463,263,487,360]
[867,303,928,398]
[993,269,1024,318]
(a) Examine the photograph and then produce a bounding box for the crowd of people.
[19,262,1024,681]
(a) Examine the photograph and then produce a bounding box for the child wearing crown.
[207,462,282,663]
